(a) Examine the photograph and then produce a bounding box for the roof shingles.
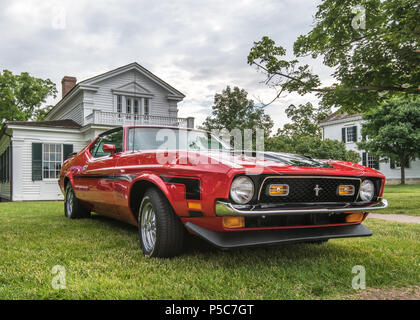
[7,119,81,129]
[320,111,361,124]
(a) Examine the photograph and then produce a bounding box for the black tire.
[138,188,185,258]
[64,183,90,219]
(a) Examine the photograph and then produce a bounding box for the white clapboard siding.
[87,70,174,119]
[321,118,420,182]
[11,127,87,201]
[52,91,84,125]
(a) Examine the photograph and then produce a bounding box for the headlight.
[230,176,255,204]
[359,180,375,201]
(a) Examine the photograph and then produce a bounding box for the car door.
[75,128,124,217]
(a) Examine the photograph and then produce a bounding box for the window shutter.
[405,158,410,168]
[353,126,358,142]
[374,157,380,170]
[32,143,43,181]
[342,128,346,143]
[63,144,74,161]
[0,151,3,182]
[362,152,367,166]
[390,160,395,169]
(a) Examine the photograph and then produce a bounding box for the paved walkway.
[341,285,420,300]
[368,213,420,224]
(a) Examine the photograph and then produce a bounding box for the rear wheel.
[138,188,185,258]
[64,183,90,219]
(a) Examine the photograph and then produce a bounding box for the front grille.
[258,176,360,203]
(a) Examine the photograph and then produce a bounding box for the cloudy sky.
[0,0,335,132]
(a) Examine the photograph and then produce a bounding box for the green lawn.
[0,201,419,299]
[381,184,420,216]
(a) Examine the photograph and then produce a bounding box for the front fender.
[128,172,191,218]
[63,164,84,195]
[130,173,175,203]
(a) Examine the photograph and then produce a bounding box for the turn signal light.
[345,212,364,223]
[222,216,245,229]
[338,185,355,196]
[268,184,289,196]
[187,202,202,210]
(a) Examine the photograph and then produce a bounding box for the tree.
[266,135,361,164]
[0,70,57,122]
[277,102,330,137]
[265,102,359,163]
[201,86,273,139]
[34,105,54,121]
[357,96,420,184]
[247,0,419,112]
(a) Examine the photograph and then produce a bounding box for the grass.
[0,201,419,300]
[381,184,420,216]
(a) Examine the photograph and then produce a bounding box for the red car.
[59,125,388,258]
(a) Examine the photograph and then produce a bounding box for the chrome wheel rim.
[140,200,157,252]
[66,189,73,217]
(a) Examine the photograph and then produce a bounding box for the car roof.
[98,125,210,137]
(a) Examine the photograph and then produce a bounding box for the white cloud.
[0,0,333,132]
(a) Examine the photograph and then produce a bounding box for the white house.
[320,111,420,184]
[0,62,192,201]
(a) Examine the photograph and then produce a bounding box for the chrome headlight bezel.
[230,176,255,204]
[359,179,375,201]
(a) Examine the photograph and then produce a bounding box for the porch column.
[187,117,195,129]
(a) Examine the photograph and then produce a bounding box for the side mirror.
[102,144,116,155]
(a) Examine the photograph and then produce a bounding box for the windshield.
[127,127,232,151]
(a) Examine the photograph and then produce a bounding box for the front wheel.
[138,188,185,258]
[64,183,90,219]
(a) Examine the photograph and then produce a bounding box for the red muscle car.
[59,125,388,258]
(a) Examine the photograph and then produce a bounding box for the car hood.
[164,150,377,176]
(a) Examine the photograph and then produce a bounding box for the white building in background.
[0,62,192,201]
[320,112,420,184]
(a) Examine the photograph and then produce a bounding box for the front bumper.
[215,199,388,216]
[185,222,372,249]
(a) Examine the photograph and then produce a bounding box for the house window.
[0,147,10,183]
[43,144,62,179]
[144,98,150,115]
[126,98,131,114]
[134,99,139,115]
[390,159,410,169]
[117,95,122,113]
[367,154,379,169]
[347,126,357,142]
[362,152,379,170]
[342,126,357,143]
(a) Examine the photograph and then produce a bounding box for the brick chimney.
[61,76,77,98]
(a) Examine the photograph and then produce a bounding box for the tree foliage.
[201,86,273,137]
[248,0,419,112]
[358,96,420,184]
[266,135,361,164]
[277,102,330,137]
[266,102,360,163]
[0,70,57,122]
[33,105,54,121]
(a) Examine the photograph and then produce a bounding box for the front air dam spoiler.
[185,222,372,249]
